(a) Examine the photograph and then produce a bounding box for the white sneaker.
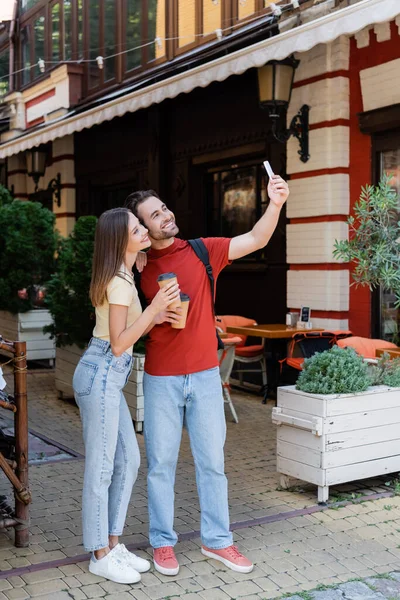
[89,546,141,584]
[114,543,151,573]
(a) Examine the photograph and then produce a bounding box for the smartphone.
[263,160,274,179]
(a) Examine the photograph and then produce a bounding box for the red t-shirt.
[141,237,231,376]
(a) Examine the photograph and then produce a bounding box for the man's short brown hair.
[124,190,160,218]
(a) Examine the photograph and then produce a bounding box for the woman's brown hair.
[90,208,130,307]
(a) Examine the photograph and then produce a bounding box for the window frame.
[370,127,400,339]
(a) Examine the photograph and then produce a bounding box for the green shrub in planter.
[370,353,400,388]
[45,216,97,348]
[0,198,57,313]
[296,346,371,395]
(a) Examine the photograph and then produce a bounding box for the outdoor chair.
[337,336,398,359]
[217,336,242,423]
[283,330,353,372]
[216,315,267,393]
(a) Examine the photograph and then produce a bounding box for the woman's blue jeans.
[73,337,140,552]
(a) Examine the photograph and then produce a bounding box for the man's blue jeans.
[143,366,233,549]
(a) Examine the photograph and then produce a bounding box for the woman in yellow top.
[72,207,179,585]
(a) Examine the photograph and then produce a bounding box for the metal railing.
[0,336,30,548]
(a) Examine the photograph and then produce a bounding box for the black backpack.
[188,239,224,350]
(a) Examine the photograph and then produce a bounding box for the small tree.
[45,216,97,348]
[0,199,57,313]
[333,175,400,305]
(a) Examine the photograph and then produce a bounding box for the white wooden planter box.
[55,345,145,432]
[0,309,55,363]
[272,385,400,503]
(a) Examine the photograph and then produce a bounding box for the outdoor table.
[225,324,324,401]
[376,347,400,359]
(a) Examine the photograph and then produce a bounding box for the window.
[206,163,268,258]
[64,0,73,60]
[51,2,60,62]
[377,142,400,342]
[126,0,142,71]
[33,14,45,78]
[88,0,100,88]
[21,26,31,85]
[0,48,10,101]
[20,0,41,13]
[104,0,116,81]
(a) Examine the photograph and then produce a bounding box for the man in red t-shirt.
[125,175,289,576]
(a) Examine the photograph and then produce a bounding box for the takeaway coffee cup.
[157,272,181,309]
[171,294,190,329]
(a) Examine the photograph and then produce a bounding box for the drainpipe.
[8,0,17,93]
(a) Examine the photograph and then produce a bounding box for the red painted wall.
[348,23,400,336]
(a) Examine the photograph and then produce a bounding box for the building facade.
[0,0,399,336]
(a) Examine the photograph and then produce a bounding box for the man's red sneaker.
[201,545,253,573]
[153,546,179,576]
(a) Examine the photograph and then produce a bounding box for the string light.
[270,3,283,17]
[0,1,302,84]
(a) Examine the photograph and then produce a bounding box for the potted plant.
[334,175,400,341]
[0,193,58,363]
[46,216,146,432]
[272,346,400,502]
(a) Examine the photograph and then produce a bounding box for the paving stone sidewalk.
[0,368,400,600]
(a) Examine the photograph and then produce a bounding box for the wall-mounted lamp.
[257,56,310,163]
[26,148,62,207]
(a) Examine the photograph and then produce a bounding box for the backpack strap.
[188,238,224,350]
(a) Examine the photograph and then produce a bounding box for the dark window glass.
[0,48,10,100]
[148,0,157,62]
[206,163,270,261]
[78,0,84,58]
[21,26,31,85]
[34,14,45,78]
[219,166,257,238]
[20,0,41,14]
[51,3,60,61]
[378,146,400,342]
[88,0,100,87]
[104,0,116,80]
[126,0,141,71]
[64,0,73,60]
